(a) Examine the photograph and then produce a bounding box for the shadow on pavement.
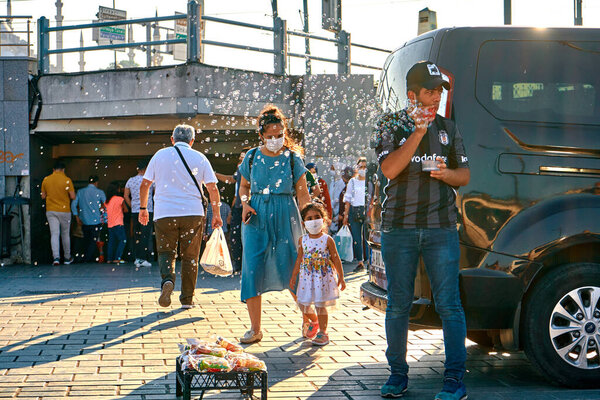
[0,263,243,304]
[0,309,202,367]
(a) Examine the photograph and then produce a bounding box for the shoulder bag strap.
[173,145,207,206]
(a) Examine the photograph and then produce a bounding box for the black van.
[361,27,600,388]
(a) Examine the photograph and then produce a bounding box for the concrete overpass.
[23,61,376,263]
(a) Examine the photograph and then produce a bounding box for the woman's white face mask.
[265,136,285,152]
[304,218,323,235]
[357,169,366,177]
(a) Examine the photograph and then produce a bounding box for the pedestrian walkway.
[0,262,599,399]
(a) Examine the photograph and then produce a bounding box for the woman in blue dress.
[238,105,317,343]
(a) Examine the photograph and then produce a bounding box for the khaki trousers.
[154,215,205,305]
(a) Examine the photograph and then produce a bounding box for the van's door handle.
[539,166,600,176]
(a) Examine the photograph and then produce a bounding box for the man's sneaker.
[140,259,152,267]
[52,258,60,266]
[63,257,74,265]
[434,378,468,400]
[240,330,263,344]
[181,304,195,309]
[158,281,174,307]
[381,374,408,398]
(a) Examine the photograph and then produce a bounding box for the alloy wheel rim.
[548,286,600,370]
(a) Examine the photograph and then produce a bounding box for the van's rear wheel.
[522,263,600,388]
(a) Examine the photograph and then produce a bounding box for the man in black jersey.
[375,61,470,400]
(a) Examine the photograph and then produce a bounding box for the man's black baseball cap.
[406,61,451,91]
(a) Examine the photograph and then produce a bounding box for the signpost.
[173,11,187,61]
[93,5,127,61]
[98,6,126,43]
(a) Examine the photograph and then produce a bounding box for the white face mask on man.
[304,218,323,235]
[265,136,285,152]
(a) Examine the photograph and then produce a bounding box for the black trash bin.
[0,213,13,258]
[0,196,30,260]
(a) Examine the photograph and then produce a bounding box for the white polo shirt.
[144,142,218,220]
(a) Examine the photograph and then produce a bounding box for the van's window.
[378,38,433,112]
[476,40,600,125]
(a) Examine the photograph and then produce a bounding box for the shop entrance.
[30,129,256,264]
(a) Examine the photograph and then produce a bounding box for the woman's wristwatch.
[140,207,147,210]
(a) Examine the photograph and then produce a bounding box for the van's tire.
[522,263,600,388]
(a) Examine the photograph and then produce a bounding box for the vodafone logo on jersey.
[411,153,447,163]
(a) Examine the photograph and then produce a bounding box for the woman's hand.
[343,214,349,226]
[242,202,257,224]
[338,275,346,291]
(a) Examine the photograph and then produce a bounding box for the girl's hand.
[289,274,297,290]
[242,202,257,224]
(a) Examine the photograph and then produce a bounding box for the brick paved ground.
[0,262,599,400]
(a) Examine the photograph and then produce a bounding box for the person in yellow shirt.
[41,161,76,266]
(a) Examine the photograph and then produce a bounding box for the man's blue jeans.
[381,227,466,380]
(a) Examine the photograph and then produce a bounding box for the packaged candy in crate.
[179,336,267,373]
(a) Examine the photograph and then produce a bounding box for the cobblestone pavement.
[0,262,599,400]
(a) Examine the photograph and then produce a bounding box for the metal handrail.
[289,52,340,64]
[352,42,392,53]
[287,30,340,44]
[203,40,275,55]
[48,38,187,54]
[202,15,274,32]
[36,0,390,75]
[0,15,33,57]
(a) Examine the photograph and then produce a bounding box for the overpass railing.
[0,15,33,57]
[37,0,390,75]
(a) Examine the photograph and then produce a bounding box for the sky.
[5,0,600,75]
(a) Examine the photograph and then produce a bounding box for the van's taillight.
[439,66,454,119]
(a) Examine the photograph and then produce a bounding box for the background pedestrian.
[41,161,75,265]
[72,175,106,263]
[305,163,333,219]
[343,157,369,271]
[124,158,154,268]
[105,182,128,264]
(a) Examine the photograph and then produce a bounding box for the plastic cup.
[422,159,439,171]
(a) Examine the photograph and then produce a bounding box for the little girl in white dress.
[290,201,346,346]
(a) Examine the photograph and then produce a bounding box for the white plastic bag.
[200,227,233,276]
[334,225,354,262]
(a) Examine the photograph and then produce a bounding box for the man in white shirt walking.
[139,125,222,309]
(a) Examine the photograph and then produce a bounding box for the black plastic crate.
[176,356,268,400]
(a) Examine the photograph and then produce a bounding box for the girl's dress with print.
[296,233,339,312]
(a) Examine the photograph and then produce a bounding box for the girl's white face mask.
[265,136,285,152]
[305,218,323,235]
